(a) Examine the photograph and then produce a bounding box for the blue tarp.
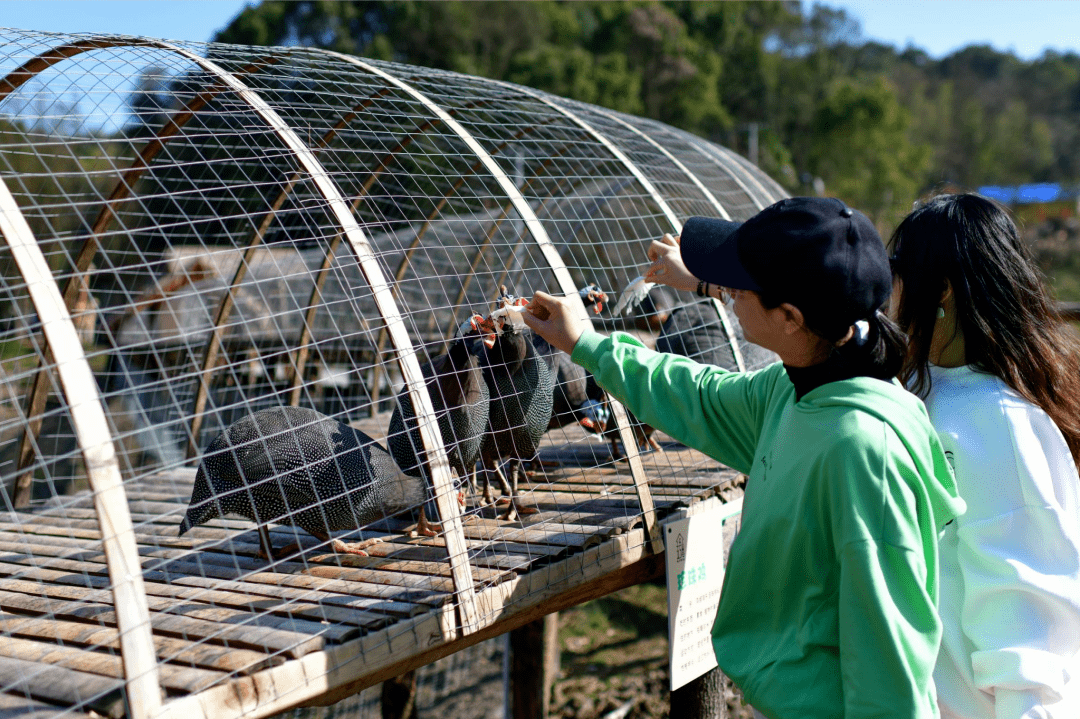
[977,183,1075,205]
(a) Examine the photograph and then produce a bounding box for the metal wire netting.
[0,28,779,719]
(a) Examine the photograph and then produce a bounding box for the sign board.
[664,498,743,691]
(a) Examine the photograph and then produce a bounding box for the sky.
[2,0,1080,60]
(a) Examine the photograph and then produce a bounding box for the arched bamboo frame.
[583,106,747,372]
[311,55,671,552]
[353,116,564,407]
[10,50,280,502]
[185,88,477,454]
[155,46,479,631]
[0,34,792,719]
[0,179,162,718]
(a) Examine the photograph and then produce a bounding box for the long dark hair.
[890,193,1080,464]
[758,293,908,381]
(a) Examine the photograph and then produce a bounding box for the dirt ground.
[550,580,752,719]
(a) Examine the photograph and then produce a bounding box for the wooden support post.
[509,612,560,719]
[671,667,727,719]
[380,670,418,719]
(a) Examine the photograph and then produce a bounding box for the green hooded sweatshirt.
[572,331,965,719]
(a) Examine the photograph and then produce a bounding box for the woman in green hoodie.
[523,197,965,719]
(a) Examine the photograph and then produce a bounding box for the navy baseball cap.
[680,197,891,334]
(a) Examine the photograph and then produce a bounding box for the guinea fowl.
[535,284,609,435]
[657,298,777,371]
[604,297,779,460]
[387,315,489,535]
[179,406,433,561]
[478,292,554,520]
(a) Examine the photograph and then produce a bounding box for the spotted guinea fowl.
[387,315,489,535]
[603,297,778,460]
[478,292,554,520]
[535,284,609,435]
[178,406,429,561]
[657,298,777,370]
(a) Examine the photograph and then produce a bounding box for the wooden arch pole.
[135,43,481,633]
[185,84,433,454]
[585,107,747,373]
[0,181,163,719]
[3,43,277,504]
[484,79,730,552]
[679,129,779,209]
[307,48,631,622]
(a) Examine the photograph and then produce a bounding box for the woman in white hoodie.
[890,193,1080,719]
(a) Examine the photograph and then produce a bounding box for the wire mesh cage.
[0,28,786,719]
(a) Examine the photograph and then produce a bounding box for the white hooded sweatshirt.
[926,364,1080,719]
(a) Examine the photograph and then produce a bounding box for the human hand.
[522,291,590,356]
[644,233,698,293]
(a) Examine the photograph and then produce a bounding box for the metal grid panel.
[0,29,785,719]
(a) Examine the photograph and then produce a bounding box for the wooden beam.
[509,613,560,719]
[149,529,662,719]
[310,547,663,706]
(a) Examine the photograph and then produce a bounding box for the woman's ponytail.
[833,310,907,380]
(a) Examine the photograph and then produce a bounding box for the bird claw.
[330,538,375,556]
[498,498,538,521]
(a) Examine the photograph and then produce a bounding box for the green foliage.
[10,0,1080,256]
[809,77,930,225]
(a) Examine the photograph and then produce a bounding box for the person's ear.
[937,279,956,320]
[777,302,807,336]
[939,279,954,308]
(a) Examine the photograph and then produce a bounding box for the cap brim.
[679,216,762,292]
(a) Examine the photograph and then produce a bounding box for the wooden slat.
[0,636,224,695]
[0,573,392,632]
[0,542,443,609]
[0,689,86,719]
[0,590,330,659]
[0,655,125,719]
[0,574,362,642]
[0,613,281,675]
[150,527,658,719]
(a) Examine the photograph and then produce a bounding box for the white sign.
[664,498,743,691]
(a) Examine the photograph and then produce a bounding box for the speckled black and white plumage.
[387,330,488,498]
[178,406,425,553]
[657,299,777,371]
[479,315,553,517]
[535,285,608,434]
[534,333,605,434]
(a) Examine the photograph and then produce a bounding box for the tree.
[809,77,930,226]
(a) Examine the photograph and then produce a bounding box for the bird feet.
[331,537,383,556]
[497,497,539,521]
[410,511,442,538]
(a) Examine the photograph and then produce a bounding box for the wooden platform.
[0,420,742,719]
